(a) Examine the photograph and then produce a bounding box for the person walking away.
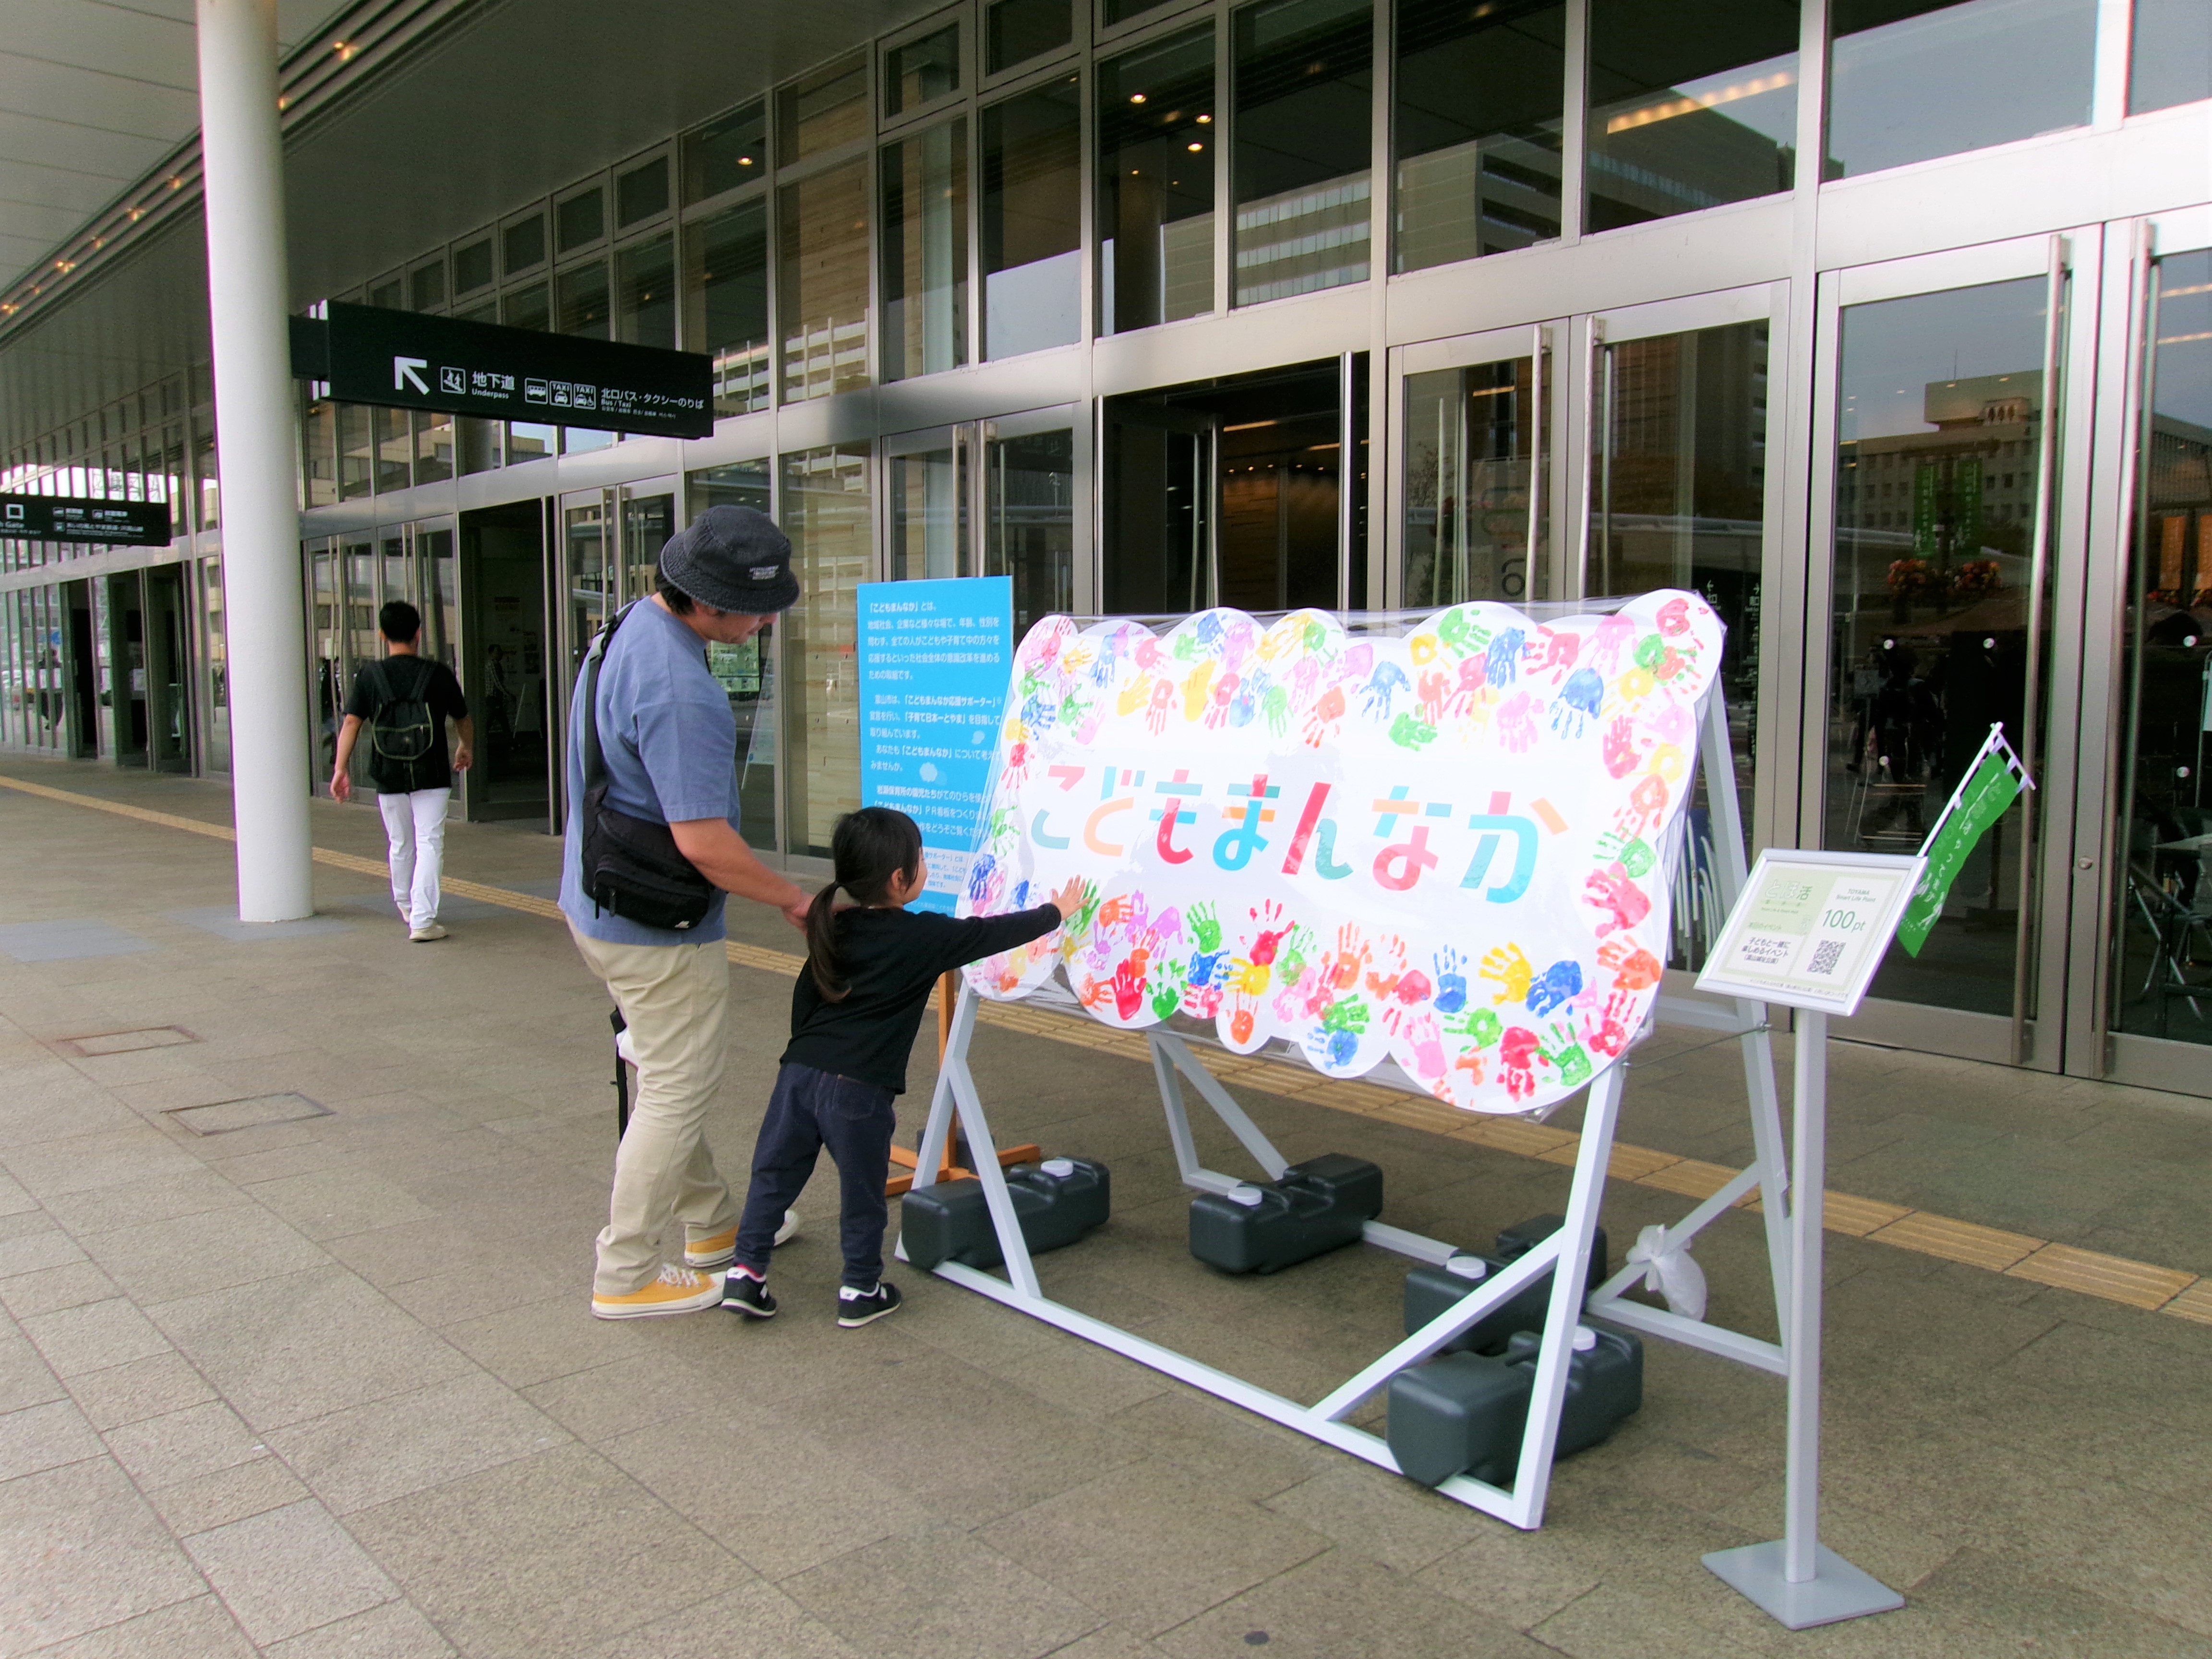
[723,807,1081,1328]
[562,505,817,1320]
[331,601,472,942]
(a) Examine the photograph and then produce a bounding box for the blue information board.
[854,576,1015,915]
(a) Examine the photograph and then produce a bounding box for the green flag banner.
[1896,748,2024,957]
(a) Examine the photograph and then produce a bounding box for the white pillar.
[196,0,313,921]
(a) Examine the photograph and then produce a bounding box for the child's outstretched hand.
[1046,876,1087,923]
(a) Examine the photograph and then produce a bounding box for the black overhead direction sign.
[0,493,171,547]
[302,301,714,440]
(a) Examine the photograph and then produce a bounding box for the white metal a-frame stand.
[903,693,1900,1624]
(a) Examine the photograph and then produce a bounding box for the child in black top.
[723,806,1079,1327]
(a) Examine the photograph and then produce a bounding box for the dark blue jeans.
[734,1062,896,1289]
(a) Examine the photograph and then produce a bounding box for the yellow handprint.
[1479,943,1533,1006]
[1117,674,1156,717]
[1180,660,1215,723]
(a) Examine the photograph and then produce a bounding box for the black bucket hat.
[658,505,800,615]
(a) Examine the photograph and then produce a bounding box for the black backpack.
[363,657,438,768]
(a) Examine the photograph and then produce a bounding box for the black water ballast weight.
[899,1158,1111,1271]
[1401,1219,1611,1355]
[1188,1154,1383,1274]
[1385,1322,1644,1488]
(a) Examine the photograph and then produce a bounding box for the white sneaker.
[409,922,449,942]
[614,1026,638,1067]
[591,1262,724,1319]
[774,1210,800,1247]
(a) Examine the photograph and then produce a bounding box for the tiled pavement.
[2,755,2211,1658]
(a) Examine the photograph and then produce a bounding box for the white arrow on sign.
[393,356,429,394]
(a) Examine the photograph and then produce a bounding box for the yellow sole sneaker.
[591,1265,723,1320]
[684,1228,738,1270]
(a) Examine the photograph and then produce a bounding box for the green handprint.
[1540,1022,1592,1086]
[1594,831,1656,878]
[1189,902,1223,953]
[1320,996,1370,1034]
[1262,684,1290,737]
[1173,631,1201,661]
[1150,976,1184,1020]
[1437,609,1490,658]
[1389,711,1438,750]
[1443,1006,1504,1048]
[1634,633,1667,670]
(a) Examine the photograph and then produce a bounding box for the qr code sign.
[1806,939,1845,977]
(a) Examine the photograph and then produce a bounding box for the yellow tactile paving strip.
[6,768,2208,1325]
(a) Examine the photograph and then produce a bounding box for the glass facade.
[0,0,2206,1100]
[1098,26,1215,333]
[1394,0,1566,269]
[1827,0,2096,178]
[1233,0,1372,305]
[1586,0,1798,231]
[982,76,1083,357]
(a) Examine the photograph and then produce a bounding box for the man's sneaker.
[409,922,449,942]
[685,1212,797,1270]
[837,1281,902,1328]
[773,1209,800,1248]
[590,1264,722,1320]
[721,1273,777,1319]
[685,1227,737,1270]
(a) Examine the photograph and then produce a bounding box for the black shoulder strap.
[358,657,390,711]
[580,602,641,793]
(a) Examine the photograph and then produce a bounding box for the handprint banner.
[955,591,1725,1116]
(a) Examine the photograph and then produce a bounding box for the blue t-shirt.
[559,600,740,946]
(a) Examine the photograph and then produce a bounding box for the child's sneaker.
[721,1272,778,1319]
[591,1264,722,1320]
[837,1281,902,1328]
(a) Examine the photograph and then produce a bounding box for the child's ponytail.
[805,806,927,1000]
[805,880,847,999]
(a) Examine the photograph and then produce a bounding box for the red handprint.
[1146,678,1176,734]
[1657,595,1691,637]
[1588,988,1638,1057]
[1531,628,1580,677]
[1598,937,1663,989]
[1205,670,1240,729]
[1302,685,1346,747]
[1499,1026,1540,1099]
[1614,772,1670,835]
[1584,864,1652,934]
[1111,950,1152,1021]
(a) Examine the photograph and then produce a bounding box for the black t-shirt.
[783,903,1064,1094]
[343,655,469,794]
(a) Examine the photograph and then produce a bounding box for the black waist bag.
[578,603,716,932]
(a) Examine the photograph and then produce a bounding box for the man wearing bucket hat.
[560,505,813,1319]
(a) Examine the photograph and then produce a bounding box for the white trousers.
[376,787,450,928]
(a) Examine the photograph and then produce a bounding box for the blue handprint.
[1484,627,1526,688]
[1361,661,1410,718]
[1551,666,1603,736]
[1431,948,1469,1014]
[1229,677,1261,727]
[965,854,997,902]
[1525,959,1584,1018]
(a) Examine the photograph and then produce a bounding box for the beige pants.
[569,926,739,1297]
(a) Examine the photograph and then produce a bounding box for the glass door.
[1806,236,2086,1065]
[560,490,614,690]
[1586,287,1784,903]
[885,410,1082,633]
[1392,323,1551,612]
[982,409,1077,633]
[2082,209,2212,1094]
[885,426,972,581]
[618,478,678,603]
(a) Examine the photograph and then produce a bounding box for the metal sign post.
[1693,845,1922,1629]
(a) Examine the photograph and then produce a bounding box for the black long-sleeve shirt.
[782,903,1063,1094]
